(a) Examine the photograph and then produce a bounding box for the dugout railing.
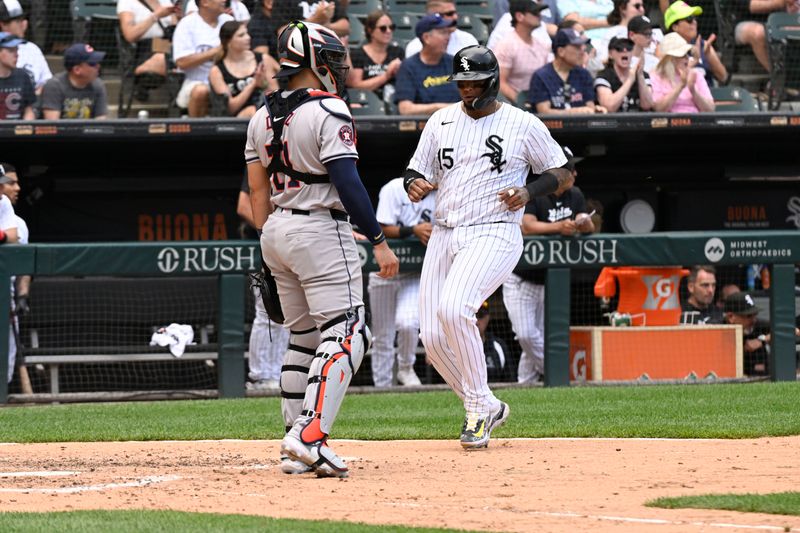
[0,231,798,404]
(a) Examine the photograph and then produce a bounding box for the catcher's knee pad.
[281,327,320,431]
[297,307,369,443]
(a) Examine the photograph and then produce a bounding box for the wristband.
[525,171,559,198]
[398,226,414,238]
[402,169,426,192]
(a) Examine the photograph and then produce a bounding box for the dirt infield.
[1,437,799,532]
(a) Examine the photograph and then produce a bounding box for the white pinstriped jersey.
[407,102,566,227]
[244,92,358,212]
[375,178,436,228]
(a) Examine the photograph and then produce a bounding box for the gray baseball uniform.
[244,91,364,432]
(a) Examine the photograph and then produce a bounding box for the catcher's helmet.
[449,45,500,110]
[275,21,349,96]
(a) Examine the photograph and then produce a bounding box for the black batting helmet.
[449,45,500,110]
[275,21,349,96]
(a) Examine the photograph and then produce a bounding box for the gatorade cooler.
[594,267,690,326]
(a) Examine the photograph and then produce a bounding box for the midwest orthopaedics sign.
[156,246,259,273]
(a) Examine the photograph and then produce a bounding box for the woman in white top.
[117,0,180,77]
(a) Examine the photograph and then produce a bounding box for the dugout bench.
[0,233,798,403]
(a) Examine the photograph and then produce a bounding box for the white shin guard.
[296,307,370,443]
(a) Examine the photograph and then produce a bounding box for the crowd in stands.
[1,0,798,119]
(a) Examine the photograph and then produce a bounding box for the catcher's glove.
[250,260,284,324]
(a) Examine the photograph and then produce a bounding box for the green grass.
[0,510,478,532]
[647,491,800,517]
[1,382,799,442]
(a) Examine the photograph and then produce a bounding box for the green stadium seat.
[349,15,366,47]
[515,90,532,111]
[710,86,760,112]
[348,0,384,18]
[348,88,388,115]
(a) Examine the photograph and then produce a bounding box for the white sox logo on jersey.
[480,135,506,173]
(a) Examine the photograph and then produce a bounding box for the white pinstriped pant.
[367,272,420,387]
[419,223,523,413]
[502,273,545,383]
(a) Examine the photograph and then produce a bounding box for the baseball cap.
[415,13,456,39]
[608,36,634,51]
[508,0,549,17]
[63,43,106,69]
[552,28,590,52]
[628,15,656,34]
[563,146,582,171]
[664,1,702,30]
[0,31,25,48]
[723,292,760,316]
[658,32,692,58]
[0,0,24,22]
[0,162,16,184]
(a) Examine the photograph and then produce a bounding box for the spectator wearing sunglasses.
[494,0,551,104]
[651,32,714,112]
[663,1,727,86]
[595,0,651,65]
[594,36,653,111]
[347,10,404,101]
[404,0,477,58]
[40,43,108,119]
[626,15,662,72]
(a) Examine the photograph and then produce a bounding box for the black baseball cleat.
[460,401,510,450]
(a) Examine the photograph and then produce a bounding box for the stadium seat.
[710,86,760,112]
[349,15,366,47]
[348,88,387,116]
[766,12,800,110]
[515,90,532,111]
[457,14,489,45]
[71,0,117,40]
[348,0,384,18]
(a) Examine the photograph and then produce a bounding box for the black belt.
[280,207,348,221]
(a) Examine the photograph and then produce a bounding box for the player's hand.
[559,219,578,236]
[352,230,368,241]
[373,241,399,279]
[497,186,529,211]
[408,178,434,202]
[744,338,764,353]
[413,222,433,245]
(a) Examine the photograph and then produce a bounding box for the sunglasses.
[376,24,396,32]
[440,9,457,16]
[681,15,696,23]
[612,44,634,52]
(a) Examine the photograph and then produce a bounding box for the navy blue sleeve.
[325,158,386,245]
[529,68,550,105]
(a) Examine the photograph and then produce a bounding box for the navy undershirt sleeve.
[325,157,386,245]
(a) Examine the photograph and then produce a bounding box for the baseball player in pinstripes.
[403,45,573,449]
[245,21,398,478]
[368,177,436,387]
[502,149,594,384]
